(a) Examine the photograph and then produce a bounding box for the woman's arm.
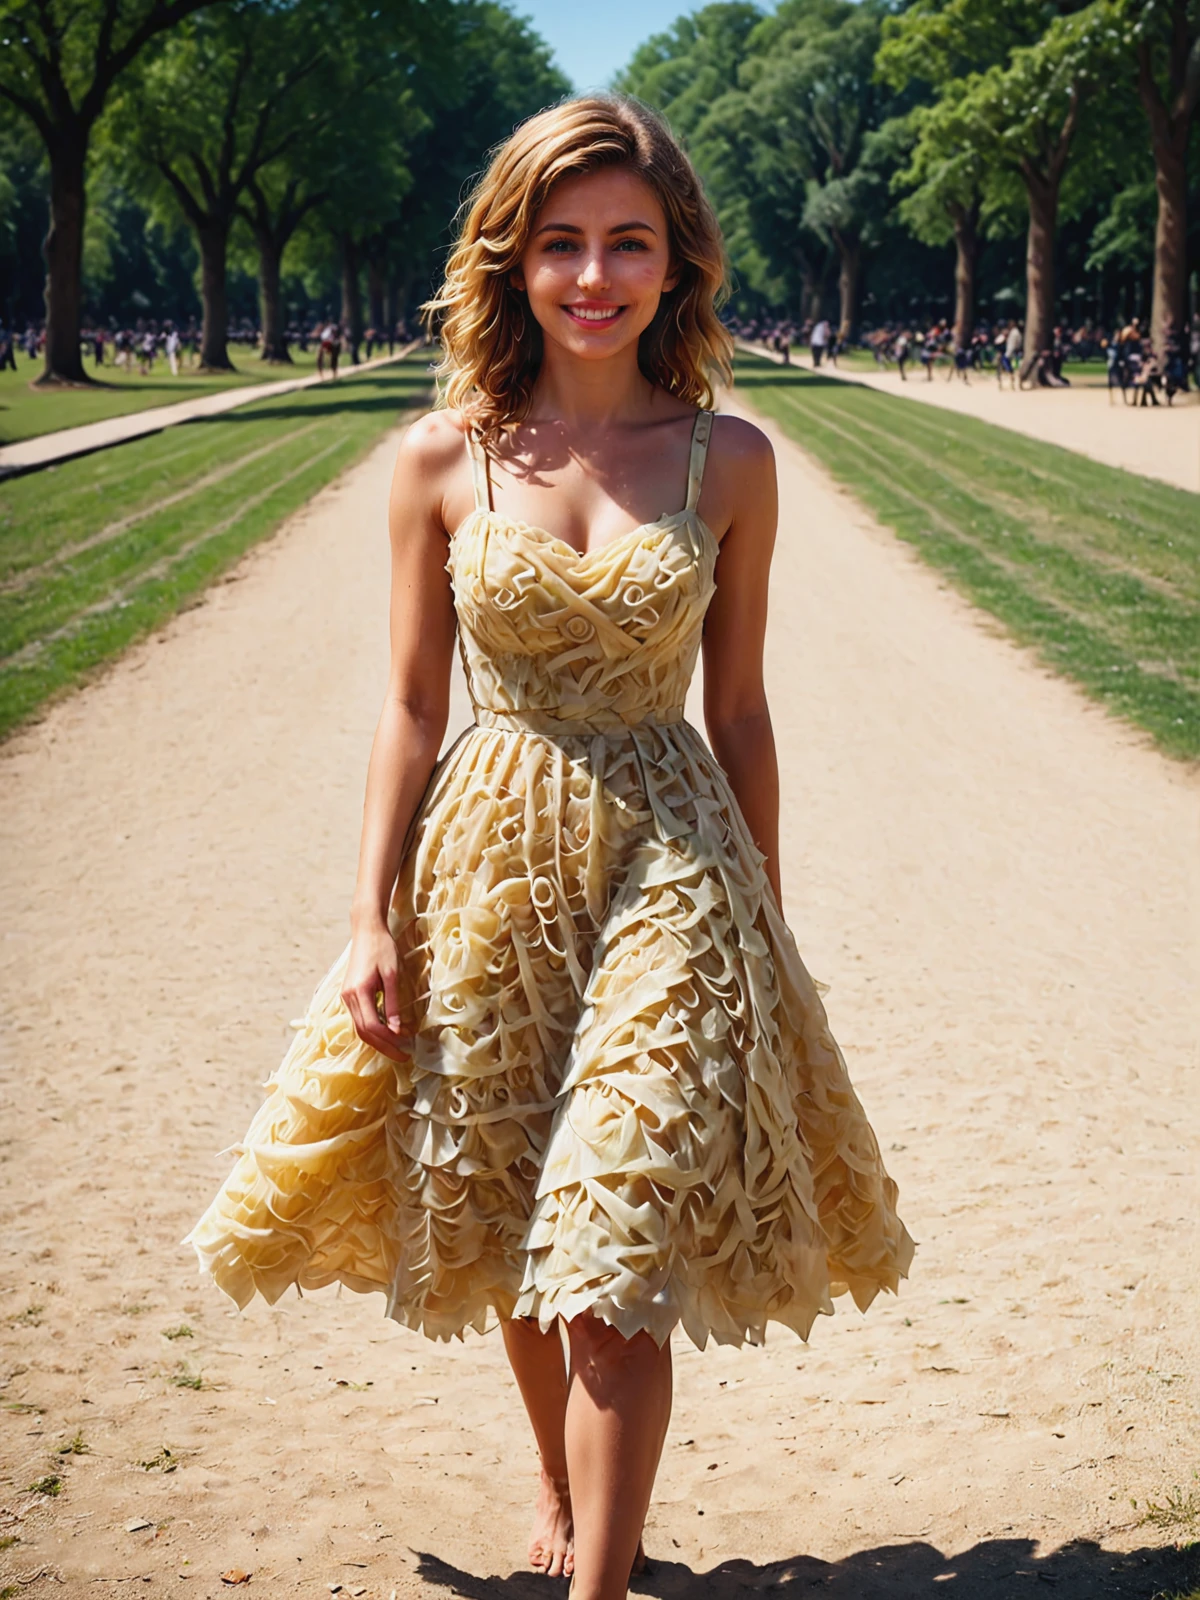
[340,412,464,1059]
[699,417,783,905]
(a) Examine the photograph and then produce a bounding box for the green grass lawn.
[0,354,434,740]
[734,352,1200,761]
[0,345,334,445]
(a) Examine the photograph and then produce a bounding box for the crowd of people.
[3,305,1196,406]
[726,311,1198,404]
[0,315,415,377]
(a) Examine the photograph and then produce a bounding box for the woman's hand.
[341,919,414,1062]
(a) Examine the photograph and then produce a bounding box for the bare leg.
[502,1318,574,1577]
[565,1315,672,1600]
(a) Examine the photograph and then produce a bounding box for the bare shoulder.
[710,411,774,473]
[394,406,469,475]
[703,412,776,541]
[390,406,473,534]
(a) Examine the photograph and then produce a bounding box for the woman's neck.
[527,337,661,431]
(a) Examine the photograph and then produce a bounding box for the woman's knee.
[568,1313,662,1385]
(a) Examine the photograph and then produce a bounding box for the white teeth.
[571,307,620,321]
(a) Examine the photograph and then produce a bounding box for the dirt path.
[2,406,1197,1600]
[745,343,1200,494]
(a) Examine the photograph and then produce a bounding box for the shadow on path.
[414,1535,1198,1598]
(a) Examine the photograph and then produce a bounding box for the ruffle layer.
[186,718,913,1348]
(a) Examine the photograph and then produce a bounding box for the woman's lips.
[564,304,624,325]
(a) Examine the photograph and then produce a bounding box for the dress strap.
[686,410,714,512]
[465,427,493,512]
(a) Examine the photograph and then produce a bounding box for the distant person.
[317,320,341,379]
[0,323,16,371]
[810,316,830,368]
[1162,326,1187,402]
[1000,321,1021,388]
[920,324,940,381]
[894,329,910,380]
[92,329,106,368]
[165,325,181,377]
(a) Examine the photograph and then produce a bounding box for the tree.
[964,8,1132,375]
[0,0,220,383]
[241,167,326,362]
[619,5,812,315]
[338,0,569,337]
[107,1,337,369]
[1122,0,1200,352]
[727,0,896,338]
[622,0,899,333]
[878,0,1130,376]
[887,89,989,345]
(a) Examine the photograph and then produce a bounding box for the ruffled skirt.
[185,720,913,1347]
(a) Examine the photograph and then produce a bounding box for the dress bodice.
[448,412,718,734]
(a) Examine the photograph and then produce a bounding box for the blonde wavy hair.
[424,95,733,440]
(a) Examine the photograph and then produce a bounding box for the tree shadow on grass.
[193,387,431,424]
[413,1535,1199,1599]
[731,368,861,391]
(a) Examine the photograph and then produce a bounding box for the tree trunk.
[1019,175,1058,383]
[367,250,386,333]
[340,233,363,352]
[1148,138,1188,355]
[38,139,90,386]
[951,204,979,350]
[256,229,291,363]
[198,221,234,371]
[835,235,860,343]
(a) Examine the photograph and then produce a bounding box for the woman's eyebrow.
[533,220,659,237]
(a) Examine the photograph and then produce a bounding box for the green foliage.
[1088,178,1158,270]
[890,90,987,248]
[622,1,907,320]
[737,354,1200,760]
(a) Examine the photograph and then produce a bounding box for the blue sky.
[516,0,693,90]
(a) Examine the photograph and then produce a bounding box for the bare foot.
[529,1467,574,1578]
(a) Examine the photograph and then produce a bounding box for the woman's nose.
[577,251,609,292]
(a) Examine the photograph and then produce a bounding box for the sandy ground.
[2,403,1198,1600]
[749,344,1200,494]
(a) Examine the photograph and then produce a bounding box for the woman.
[186,96,913,1600]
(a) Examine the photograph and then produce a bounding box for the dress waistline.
[473,707,684,737]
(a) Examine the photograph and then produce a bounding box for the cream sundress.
[185,409,914,1349]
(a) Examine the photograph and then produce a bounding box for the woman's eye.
[545,239,576,253]
[615,239,648,251]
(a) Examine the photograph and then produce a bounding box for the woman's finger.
[349,980,412,1060]
[380,965,404,1036]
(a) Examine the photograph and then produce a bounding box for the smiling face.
[513,166,679,364]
